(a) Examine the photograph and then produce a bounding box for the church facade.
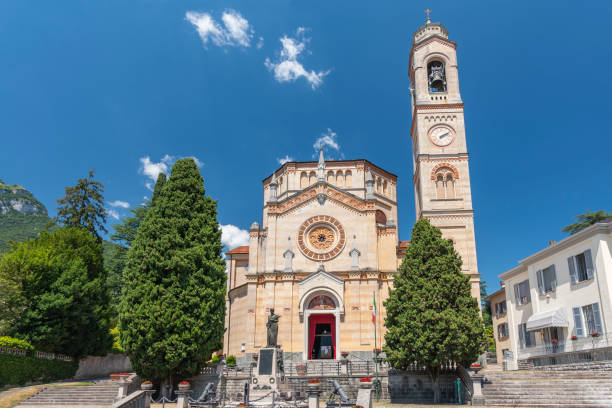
[223,16,480,361]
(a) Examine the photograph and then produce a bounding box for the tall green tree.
[480,280,492,327]
[56,170,107,240]
[119,159,225,390]
[562,210,612,235]
[107,173,167,321]
[384,218,485,403]
[0,228,112,357]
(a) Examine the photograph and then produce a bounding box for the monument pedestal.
[249,348,281,406]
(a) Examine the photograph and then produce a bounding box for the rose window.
[297,215,346,261]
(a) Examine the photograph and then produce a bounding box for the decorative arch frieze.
[430,163,459,180]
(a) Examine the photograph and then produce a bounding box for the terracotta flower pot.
[141,382,153,391]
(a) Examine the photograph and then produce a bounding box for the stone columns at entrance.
[176,383,192,408]
[470,374,485,405]
[307,381,321,408]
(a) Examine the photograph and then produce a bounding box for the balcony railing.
[517,332,612,360]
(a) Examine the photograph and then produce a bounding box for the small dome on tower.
[413,10,449,45]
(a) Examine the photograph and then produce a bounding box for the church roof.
[264,158,397,183]
[226,245,249,255]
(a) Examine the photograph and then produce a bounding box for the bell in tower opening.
[427,60,446,92]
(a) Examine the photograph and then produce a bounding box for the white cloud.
[220,224,250,250]
[256,36,264,49]
[139,154,203,190]
[264,28,330,89]
[314,128,340,151]
[277,155,293,165]
[109,200,130,209]
[108,209,120,220]
[186,10,254,48]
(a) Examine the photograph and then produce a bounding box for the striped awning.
[526,307,568,331]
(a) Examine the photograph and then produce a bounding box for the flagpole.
[373,291,379,402]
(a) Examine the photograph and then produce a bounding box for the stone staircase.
[482,369,612,407]
[16,380,118,408]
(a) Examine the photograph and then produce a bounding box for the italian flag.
[372,293,376,324]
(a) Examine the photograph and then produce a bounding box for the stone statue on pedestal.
[266,308,280,347]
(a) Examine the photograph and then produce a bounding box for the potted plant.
[237,403,248,407]
[178,381,191,390]
[296,364,307,376]
[470,363,482,374]
[226,355,237,368]
[341,351,349,359]
[110,373,121,381]
[551,339,558,343]
[141,381,153,391]
[571,335,578,340]
[592,331,600,337]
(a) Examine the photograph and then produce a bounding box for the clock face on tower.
[429,125,455,147]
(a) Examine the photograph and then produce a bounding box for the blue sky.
[1,1,611,293]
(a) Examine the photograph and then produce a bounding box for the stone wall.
[74,354,131,379]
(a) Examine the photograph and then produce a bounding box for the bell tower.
[409,12,481,301]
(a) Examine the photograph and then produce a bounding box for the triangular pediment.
[267,182,378,216]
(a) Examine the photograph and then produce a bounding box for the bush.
[0,336,34,352]
[110,327,123,353]
[226,355,236,367]
[211,355,219,364]
[0,353,77,386]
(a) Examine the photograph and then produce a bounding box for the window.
[568,250,594,284]
[514,279,531,305]
[518,323,536,348]
[434,168,456,199]
[582,303,603,336]
[536,265,557,294]
[308,295,335,310]
[300,172,308,189]
[345,170,352,187]
[427,60,447,92]
[336,171,344,187]
[495,300,507,316]
[309,171,316,185]
[497,323,509,338]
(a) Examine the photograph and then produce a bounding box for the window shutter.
[494,303,499,315]
[568,256,577,284]
[504,323,509,336]
[536,270,544,295]
[585,249,595,279]
[497,325,501,338]
[518,324,524,348]
[514,284,520,305]
[551,265,557,291]
[593,303,603,334]
[573,307,584,337]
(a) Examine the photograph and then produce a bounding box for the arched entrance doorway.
[306,294,338,360]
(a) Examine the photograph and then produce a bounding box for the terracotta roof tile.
[226,245,249,255]
[398,240,410,248]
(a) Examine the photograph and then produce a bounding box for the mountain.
[0,178,53,253]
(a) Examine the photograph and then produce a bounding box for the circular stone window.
[297,215,346,261]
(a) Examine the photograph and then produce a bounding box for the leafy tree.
[103,240,128,320]
[56,170,107,240]
[0,228,112,357]
[119,159,225,391]
[384,218,485,402]
[562,210,612,235]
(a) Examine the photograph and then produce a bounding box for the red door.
[309,314,336,359]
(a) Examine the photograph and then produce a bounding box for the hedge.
[0,336,35,352]
[0,353,77,386]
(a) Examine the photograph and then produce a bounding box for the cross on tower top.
[425,9,432,23]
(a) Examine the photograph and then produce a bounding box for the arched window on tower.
[278,177,283,194]
[445,174,455,199]
[309,171,316,186]
[436,174,445,199]
[327,171,335,184]
[300,172,308,189]
[434,167,457,199]
[427,60,447,93]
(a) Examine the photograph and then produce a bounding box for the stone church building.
[223,16,480,361]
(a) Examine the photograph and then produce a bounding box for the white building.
[500,220,612,369]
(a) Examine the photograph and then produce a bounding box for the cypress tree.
[119,159,225,389]
[384,218,485,403]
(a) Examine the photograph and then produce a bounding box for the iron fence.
[517,331,612,360]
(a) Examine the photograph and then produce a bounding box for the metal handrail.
[517,331,612,360]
